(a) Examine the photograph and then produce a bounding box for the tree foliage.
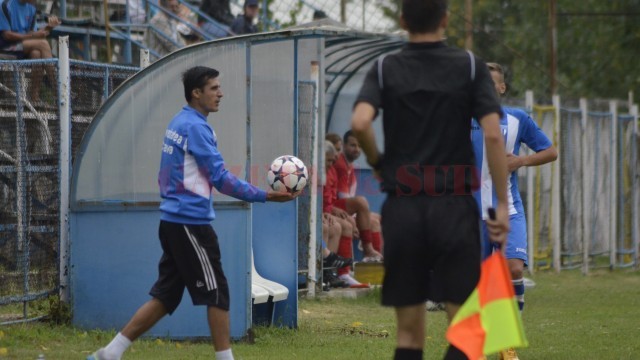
[380,0,640,104]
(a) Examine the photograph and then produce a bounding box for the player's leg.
[504,213,527,312]
[180,224,234,355]
[370,212,383,253]
[395,304,426,354]
[498,213,527,360]
[120,298,168,340]
[430,196,481,360]
[380,196,432,359]
[22,39,55,102]
[326,214,341,253]
[322,214,353,269]
[88,221,185,360]
[207,306,232,358]
[333,216,366,287]
[344,196,382,259]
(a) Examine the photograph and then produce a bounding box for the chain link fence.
[0,58,138,323]
[0,60,60,320]
[266,0,394,32]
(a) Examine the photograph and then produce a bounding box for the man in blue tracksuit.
[89,66,296,360]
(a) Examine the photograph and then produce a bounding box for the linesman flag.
[446,252,528,359]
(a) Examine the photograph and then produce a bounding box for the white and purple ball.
[267,155,308,193]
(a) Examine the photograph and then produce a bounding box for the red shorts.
[334,198,347,211]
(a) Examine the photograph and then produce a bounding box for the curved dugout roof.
[70,27,405,206]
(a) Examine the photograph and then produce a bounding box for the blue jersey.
[0,0,37,38]
[471,107,552,219]
[158,106,267,224]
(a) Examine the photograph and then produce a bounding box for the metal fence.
[296,80,319,295]
[0,43,139,323]
[525,95,640,273]
[0,59,60,321]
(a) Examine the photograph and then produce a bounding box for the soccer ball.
[267,155,308,193]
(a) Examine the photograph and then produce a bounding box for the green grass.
[1,270,639,359]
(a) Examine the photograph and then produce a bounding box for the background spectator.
[0,0,61,101]
[230,0,258,35]
[198,0,232,38]
[147,0,198,56]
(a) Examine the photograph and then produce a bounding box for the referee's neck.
[408,30,445,44]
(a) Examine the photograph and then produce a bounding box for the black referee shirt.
[355,41,502,196]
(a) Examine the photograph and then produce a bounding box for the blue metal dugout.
[69,27,403,339]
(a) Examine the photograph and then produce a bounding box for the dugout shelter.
[69,26,403,339]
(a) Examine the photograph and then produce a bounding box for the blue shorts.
[481,212,528,264]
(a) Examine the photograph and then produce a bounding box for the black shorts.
[149,221,230,314]
[380,195,481,307]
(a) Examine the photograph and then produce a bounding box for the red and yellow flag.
[446,252,528,359]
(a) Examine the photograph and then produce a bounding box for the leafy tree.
[379,0,640,104]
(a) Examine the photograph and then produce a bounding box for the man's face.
[490,70,506,98]
[343,136,361,163]
[325,151,336,170]
[195,77,223,113]
[245,5,259,19]
[333,140,343,154]
[166,0,180,14]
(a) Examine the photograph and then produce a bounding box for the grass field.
[1,269,639,359]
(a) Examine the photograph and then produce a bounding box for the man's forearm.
[522,146,558,167]
[351,103,379,167]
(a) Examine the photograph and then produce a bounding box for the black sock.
[443,345,468,360]
[394,348,423,360]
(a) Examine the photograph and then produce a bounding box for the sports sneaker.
[498,348,520,360]
[523,277,536,288]
[361,255,383,263]
[338,274,369,288]
[323,252,353,269]
[323,270,348,288]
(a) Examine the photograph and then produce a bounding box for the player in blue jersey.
[471,62,557,360]
[88,66,297,360]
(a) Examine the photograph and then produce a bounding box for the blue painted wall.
[70,206,251,339]
[354,168,386,214]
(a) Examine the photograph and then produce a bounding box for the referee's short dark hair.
[402,0,448,34]
[182,66,220,103]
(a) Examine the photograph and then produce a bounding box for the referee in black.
[351,1,510,359]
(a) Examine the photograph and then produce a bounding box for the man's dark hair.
[325,132,341,146]
[402,0,448,34]
[343,130,355,145]
[182,66,220,102]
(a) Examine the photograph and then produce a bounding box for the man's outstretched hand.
[266,189,301,202]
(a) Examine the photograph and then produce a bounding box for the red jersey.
[334,153,357,198]
[322,166,338,213]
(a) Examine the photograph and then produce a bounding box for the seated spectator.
[0,0,60,101]
[327,131,383,261]
[323,141,368,288]
[325,132,342,152]
[230,0,258,35]
[177,4,200,44]
[198,0,232,38]
[146,0,194,57]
